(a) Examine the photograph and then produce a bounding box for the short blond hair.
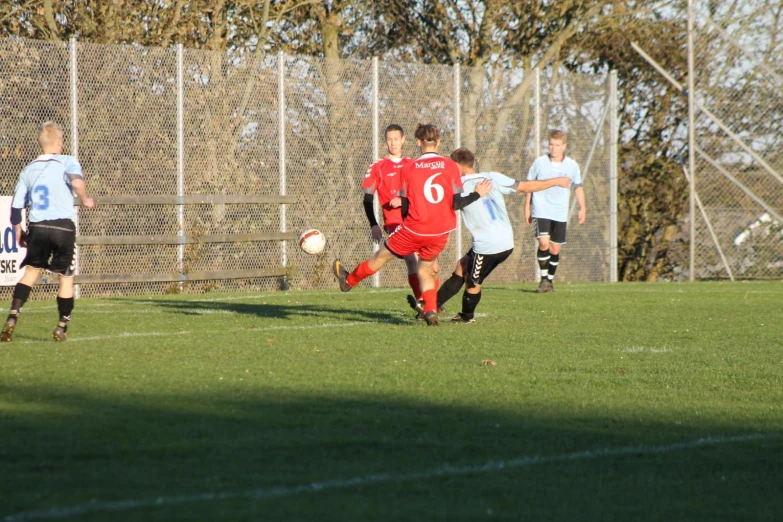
[39,121,64,148]
[549,129,567,143]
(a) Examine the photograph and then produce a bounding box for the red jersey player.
[333,124,491,325]
[361,124,421,299]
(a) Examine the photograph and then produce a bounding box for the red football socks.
[422,289,438,314]
[407,274,422,300]
[346,261,377,287]
[434,277,440,290]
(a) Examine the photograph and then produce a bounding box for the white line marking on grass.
[3,432,777,521]
[0,289,408,312]
[620,346,672,353]
[188,288,407,303]
[19,321,391,344]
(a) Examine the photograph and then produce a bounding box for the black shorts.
[533,218,567,244]
[21,219,77,276]
[465,248,513,286]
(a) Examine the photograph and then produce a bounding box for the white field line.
[19,321,386,344]
[620,346,672,353]
[193,288,406,302]
[0,288,408,312]
[16,308,237,316]
[4,432,777,522]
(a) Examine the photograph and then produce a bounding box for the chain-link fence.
[690,0,783,279]
[0,37,616,298]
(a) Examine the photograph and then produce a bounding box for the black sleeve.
[452,192,480,211]
[401,197,409,218]
[10,207,23,225]
[363,193,378,228]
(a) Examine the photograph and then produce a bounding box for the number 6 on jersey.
[423,173,444,204]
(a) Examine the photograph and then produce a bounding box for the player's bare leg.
[409,256,446,319]
[52,274,75,342]
[333,246,396,292]
[1,267,40,342]
[536,235,553,293]
[404,253,426,319]
[404,253,421,298]
[418,258,440,326]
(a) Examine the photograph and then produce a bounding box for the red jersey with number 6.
[362,157,413,227]
[400,152,463,236]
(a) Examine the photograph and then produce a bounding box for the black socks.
[461,290,482,319]
[437,272,464,309]
[6,283,32,324]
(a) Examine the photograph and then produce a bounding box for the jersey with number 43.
[12,154,83,223]
[399,152,463,236]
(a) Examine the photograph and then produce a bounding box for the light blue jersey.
[527,154,581,222]
[12,154,83,222]
[460,172,519,255]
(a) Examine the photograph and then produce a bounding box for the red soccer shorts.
[385,226,448,262]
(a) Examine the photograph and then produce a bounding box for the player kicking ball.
[437,148,571,323]
[1,122,95,343]
[333,124,490,326]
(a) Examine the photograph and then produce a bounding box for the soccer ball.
[298,229,326,255]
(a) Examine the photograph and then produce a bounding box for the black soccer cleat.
[544,280,554,293]
[406,294,426,320]
[451,313,475,324]
[536,279,552,293]
[332,260,352,292]
[52,326,67,342]
[0,318,17,343]
[424,310,440,326]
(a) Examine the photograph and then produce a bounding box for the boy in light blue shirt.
[525,130,586,292]
[436,148,571,322]
[1,122,94,343]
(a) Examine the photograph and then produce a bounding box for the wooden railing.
[71,195,295,284]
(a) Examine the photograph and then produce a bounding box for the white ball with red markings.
[298,229,326,255]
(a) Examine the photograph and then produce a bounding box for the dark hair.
[414,123,440,143]
[385,124,404,136]
[450,148,475,167]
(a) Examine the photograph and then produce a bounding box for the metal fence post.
[454,63,462,263]
[534,68,541,158]
[687,0,696,282]
[609,70,618,283]
[533,67,541,280]
[278,52,288,290]
[70,37,80,299]
[176,44,185,289]
[372,57,380,288]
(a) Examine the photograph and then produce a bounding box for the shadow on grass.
[118,297,411,326]
[1,385,781,522]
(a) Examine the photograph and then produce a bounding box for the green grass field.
[1,282,782,521]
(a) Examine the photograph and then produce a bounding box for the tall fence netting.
[0,37,614,298]
[691,0,783,279]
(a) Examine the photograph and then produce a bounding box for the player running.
[436,148,572,322]
[1,122,95,343]
[333,124,490,326]
[361,124,423,299]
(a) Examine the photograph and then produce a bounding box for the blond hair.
[549,129,567,143]
[39,121,64,149]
